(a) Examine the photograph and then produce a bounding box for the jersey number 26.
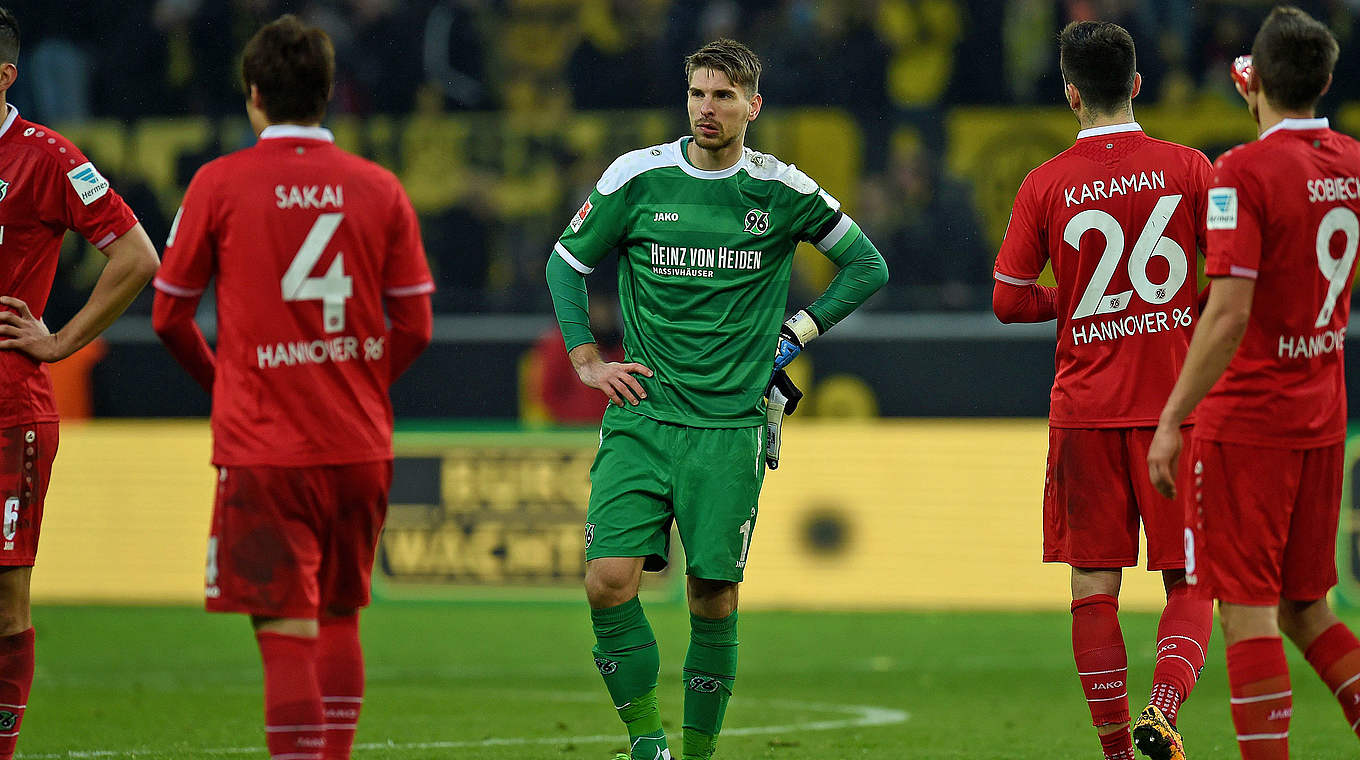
[1066,194,1188,319]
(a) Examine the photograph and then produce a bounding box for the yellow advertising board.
[26,420,1178,610]
[31,421,214,604]
[747,419,1170,611]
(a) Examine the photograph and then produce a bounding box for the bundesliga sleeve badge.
[1207,187,1238,230]
[569,199,592,232]
[66,161,110,206]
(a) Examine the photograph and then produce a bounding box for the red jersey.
[155,125,434,467]
[0,105,137,428]
[995,123,1213,428]
[1196,119,1360,448]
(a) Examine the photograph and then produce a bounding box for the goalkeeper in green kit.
[546,38,888,760]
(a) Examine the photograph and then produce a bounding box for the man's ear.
[1065,81,1081,112]
[0,62,17,95]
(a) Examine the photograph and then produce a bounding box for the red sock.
[1150,580,1212,724]
[0,629,34,760]
[1099,727,1136,760]
[1073,595,1130,728]
[1227,637,1291,760]
[1303,622,1360,736]
[257,632,325,760]
[317,616,364,760]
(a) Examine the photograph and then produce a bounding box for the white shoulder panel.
[596,140,681,195]
[741,149,820,195]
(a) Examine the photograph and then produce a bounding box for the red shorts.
[206,461,392,618]
[1186,438,1341,604]
[0,423,57,566]
[1043,426,1191,570]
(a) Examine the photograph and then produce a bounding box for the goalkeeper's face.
[687,68,760,152]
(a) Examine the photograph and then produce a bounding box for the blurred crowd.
[13,0,1360,318]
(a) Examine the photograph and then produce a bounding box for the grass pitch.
[15,603,1360,758]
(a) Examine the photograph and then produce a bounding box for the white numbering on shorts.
[737,519,752,568]
[205,535,219,587]
[1313,207,1360,327]
[2,497,16,542]
[1068,194,1188,319]
[281,212,352,333]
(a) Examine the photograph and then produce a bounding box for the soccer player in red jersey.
[152,16,433,760]
[1149,7,1360,758]
[994,21,1215,760]
[0,8,159,758]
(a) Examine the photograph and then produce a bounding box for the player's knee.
[0,609,29,637]
[687,577,738,618]
[1278,597,1336,645]
[584,564,640,608]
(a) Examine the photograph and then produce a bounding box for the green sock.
[591,597,667,755]
[682,611,738,759]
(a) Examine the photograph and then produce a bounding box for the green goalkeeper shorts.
[585,405,766,582]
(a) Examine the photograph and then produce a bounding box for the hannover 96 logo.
[744,208,770,236]
[0,710,18,731]
[686,676,722,693]
[595,657,618,675]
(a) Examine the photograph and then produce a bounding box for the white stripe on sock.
[1158,635,1207,661]
[1229,690,1292,705]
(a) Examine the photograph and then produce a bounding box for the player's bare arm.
[569,342,653,408]
[1148,276,1254,498]
[0,223,157,362]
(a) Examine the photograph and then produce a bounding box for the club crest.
[744,208,770,236]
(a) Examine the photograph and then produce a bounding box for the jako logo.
[1268,708,1293,721]
[653,212,678,222]
[1092,681,1124,690]
[1157,642,1177,655]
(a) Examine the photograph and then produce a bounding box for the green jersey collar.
[676,137,749,180]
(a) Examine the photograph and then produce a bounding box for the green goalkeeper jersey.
[554,136,863,428]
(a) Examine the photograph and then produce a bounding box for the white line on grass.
[18,699,908,758]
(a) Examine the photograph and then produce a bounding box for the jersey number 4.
[1067,194,1189,319]
[282,212,353,333]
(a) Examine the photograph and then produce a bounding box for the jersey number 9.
[1314,207,1359,328]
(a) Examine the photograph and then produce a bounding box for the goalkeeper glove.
[764,369,803,470]
[773,310,820,371]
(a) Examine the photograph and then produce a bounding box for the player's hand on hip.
[1147,422,1183,500]
[0,297,60,363]
[773,310,820,371]
[576,357,654,407]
